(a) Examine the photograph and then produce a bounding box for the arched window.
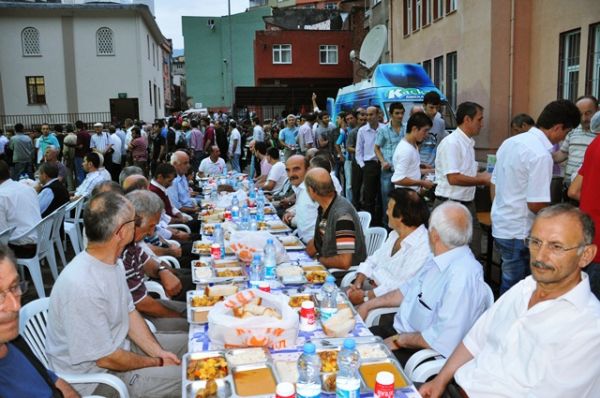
[22,27,41,56]
[96,27,114,56]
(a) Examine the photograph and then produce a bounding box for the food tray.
[276,265,308,285]
[286,292,318,310]
[192,262,248,284]
[277,235,306,251]
[187,290,223,325]
[183,349,280,398]
[192,240,213,255]
[302,264,330,284]
[265,221,292,234]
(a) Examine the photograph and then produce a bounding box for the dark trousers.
[585,262,600,300]
[8,243,36,259]
[351,160,363,209]
[107,162,122,182]
[369,322,419,367]
[361,160,381,225]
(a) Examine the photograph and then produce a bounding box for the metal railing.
[0,112,111,130]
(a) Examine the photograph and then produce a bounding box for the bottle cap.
[343,338,356,350]
[253,253,261,260]
[375,371,394,385]
[300,300,315,309]
[326,275,335,284]
[267,238,273,244]
[303,342,316,354]
[275,382,295,397]
[214,224,221,229]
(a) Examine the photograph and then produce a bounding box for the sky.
[154,0,250,51]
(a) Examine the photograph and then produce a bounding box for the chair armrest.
[170,223,191,233]
[405,349,445,380]
[58,372,130,398]
[159,255,181,269]
[410,358,446,383]
[364,306,397,327]
[145,280,167,300]
[340,271,357,288]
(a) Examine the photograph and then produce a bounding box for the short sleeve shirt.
[122,242,151,304]
[391,139,421,190]
[229,128,242,155]
[266,161,287,193]
[434,127,478,201]
[314,195,357,256]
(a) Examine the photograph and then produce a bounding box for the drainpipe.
[508,0,515,139]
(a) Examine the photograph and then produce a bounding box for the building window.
[26,76,46,104]
[586,23,600,98]
[149,80,152,105]
[446,0,457,13]
[21,27,41,56]
[558,29,581,101]
[423,0,432,27]
[422,59,432,77]
[96,27,114,56]
[320,45,338,64]
[147,35,150,60]
[404,0,412,36]
[273,44,292,64]
[433,0,443,20]
[414,0,422,31]
[325,2,337,9]
[446,51,457,109]
[434,55,444,93]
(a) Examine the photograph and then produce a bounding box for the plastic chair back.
[358,211,372,231]
[35,214,56,258]
[0,226,15,246]
[365,227,387,257]
[19,298,51,368]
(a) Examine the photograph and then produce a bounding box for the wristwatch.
[363,291,370,302]
[157,265,170,274]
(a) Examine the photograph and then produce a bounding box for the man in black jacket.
[38,162,70,218]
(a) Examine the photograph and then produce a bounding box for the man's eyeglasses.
[525,237,586,256]
[115,217,137,235]
[0,281,28,305]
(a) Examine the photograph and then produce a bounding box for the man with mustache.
[282,155,314,243]
[0,246,80,397]
[420,204,600,398]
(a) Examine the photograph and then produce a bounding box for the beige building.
[389,0,600,156]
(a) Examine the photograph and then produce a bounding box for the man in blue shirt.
[167,151,199,215]
[0,247,80,398]
[278,114,299,161]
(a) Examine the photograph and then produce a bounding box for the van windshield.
[382,101,457,131]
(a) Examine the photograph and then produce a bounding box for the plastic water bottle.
[210,188,218,202]
[263,238,277,280]
[256,201,265,222]
[336,339,361,398]
[320,275,338,322]
[249,215,258,231]
[240,203,250,230]
[223,164,228,176]
[296,342,322,398]
[231,195,240,219]
[213,224,226,258]
[257,188,265,203]
[249,253,264,288]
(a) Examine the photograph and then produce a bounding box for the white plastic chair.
[19,298,130,398]
[49,203,69,268]
[0,226,16,246]
[404,283,496,383]
[169,223,191,233]
[357,211,372,231]
[12,214,58,298]
[365,227,387,257]
[64,197,85,254]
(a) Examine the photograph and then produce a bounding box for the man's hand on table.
[282,211,294,225]
[356,301,371,321]
[419,377,447,398]
[347,287,365,305]
[383,335,400,351]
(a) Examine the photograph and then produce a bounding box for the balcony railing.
[0,112,112,130]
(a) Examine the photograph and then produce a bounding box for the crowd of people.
[0,92,600,397]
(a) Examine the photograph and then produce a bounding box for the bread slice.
[205,284,238,297]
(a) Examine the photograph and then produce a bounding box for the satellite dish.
[359,25,387,69]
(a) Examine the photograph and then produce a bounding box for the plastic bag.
[208,289,299,349]
[229,230,289,264]
[216,189,248,209]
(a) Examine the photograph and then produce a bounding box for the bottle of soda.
[319,275,338,322]
[263,238,277,280]
[296,342,321,398]
[249,253,264,288]
[336,338,361,398]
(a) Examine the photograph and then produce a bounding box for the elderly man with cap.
[90,122,113,171]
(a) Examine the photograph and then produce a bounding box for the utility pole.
[228,0,234,113]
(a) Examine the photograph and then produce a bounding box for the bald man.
[167,151,199,215]
[305,168,366,271]
[43,146,67,183]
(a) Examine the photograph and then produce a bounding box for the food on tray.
[216,268,244,277]
[274,361,298,384]
[226,348,268,366]
[278,235,300,247]
[232,298,282,320]
[194,267,213,279]
[229,243,259,263]
[322,307,356,337]
[193,241,212,254]
[212,259,239,268]
[194,379,218,398]
[202,225,215,235]
[318,350,339,373]
[192,259,211,268]
[268,221,288,231]
[303,265,325,272]
[257,221,268,230]
[276,265,303,278]
[205,284,239,297]
[306,270,328,284]
[288,295,312,308]
[263,206,274,214]
[233,367,277,396]
[360,362,407,389]
[186,356,228,381]
[191,295,223,307]
[323,373,337,392]
[192,308,210,324]
[357,344,387,360]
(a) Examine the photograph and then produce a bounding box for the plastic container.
[336,338,361,398]
[374,371,395,398]
[264,238,277,280]
[320,275,338,322]
[296,342,322,398]
[213,224,225,258]
[275,382,296,398]
[231,195,240,219]
[249,253,264,288]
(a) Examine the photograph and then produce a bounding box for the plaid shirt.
[375,123,404,165]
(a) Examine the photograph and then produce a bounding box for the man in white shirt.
[73,152,110,199]
[359,201,489,366]
[420,205,600,398]
[347,188,431,304]
[108,125,123,182]
[392,112,435,191]
[249,117,264,179]
[297,113,316,154]
[282,155,316,243]
[491,99,581,294]
[198,145,226,177]
[434,102,491,257]
[0,160,41,258]
[227,121,242,172]
[258,147,287,194]
[356,106,385,224]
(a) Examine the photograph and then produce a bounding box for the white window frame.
[434,55,445,93]
[415,0,422,31]
[423,0,432,26]
[590,24,600,98]
[273,44,292,64]
[435,0,444,19]
[447,0,457,12]
[21,27,41,57]
[560,30,580,101]
[96,27,114,56]
[319,45,338,65]
[406,0,413,34]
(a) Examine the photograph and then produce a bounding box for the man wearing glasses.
[0,246,80,397]
[420,204,600,398]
